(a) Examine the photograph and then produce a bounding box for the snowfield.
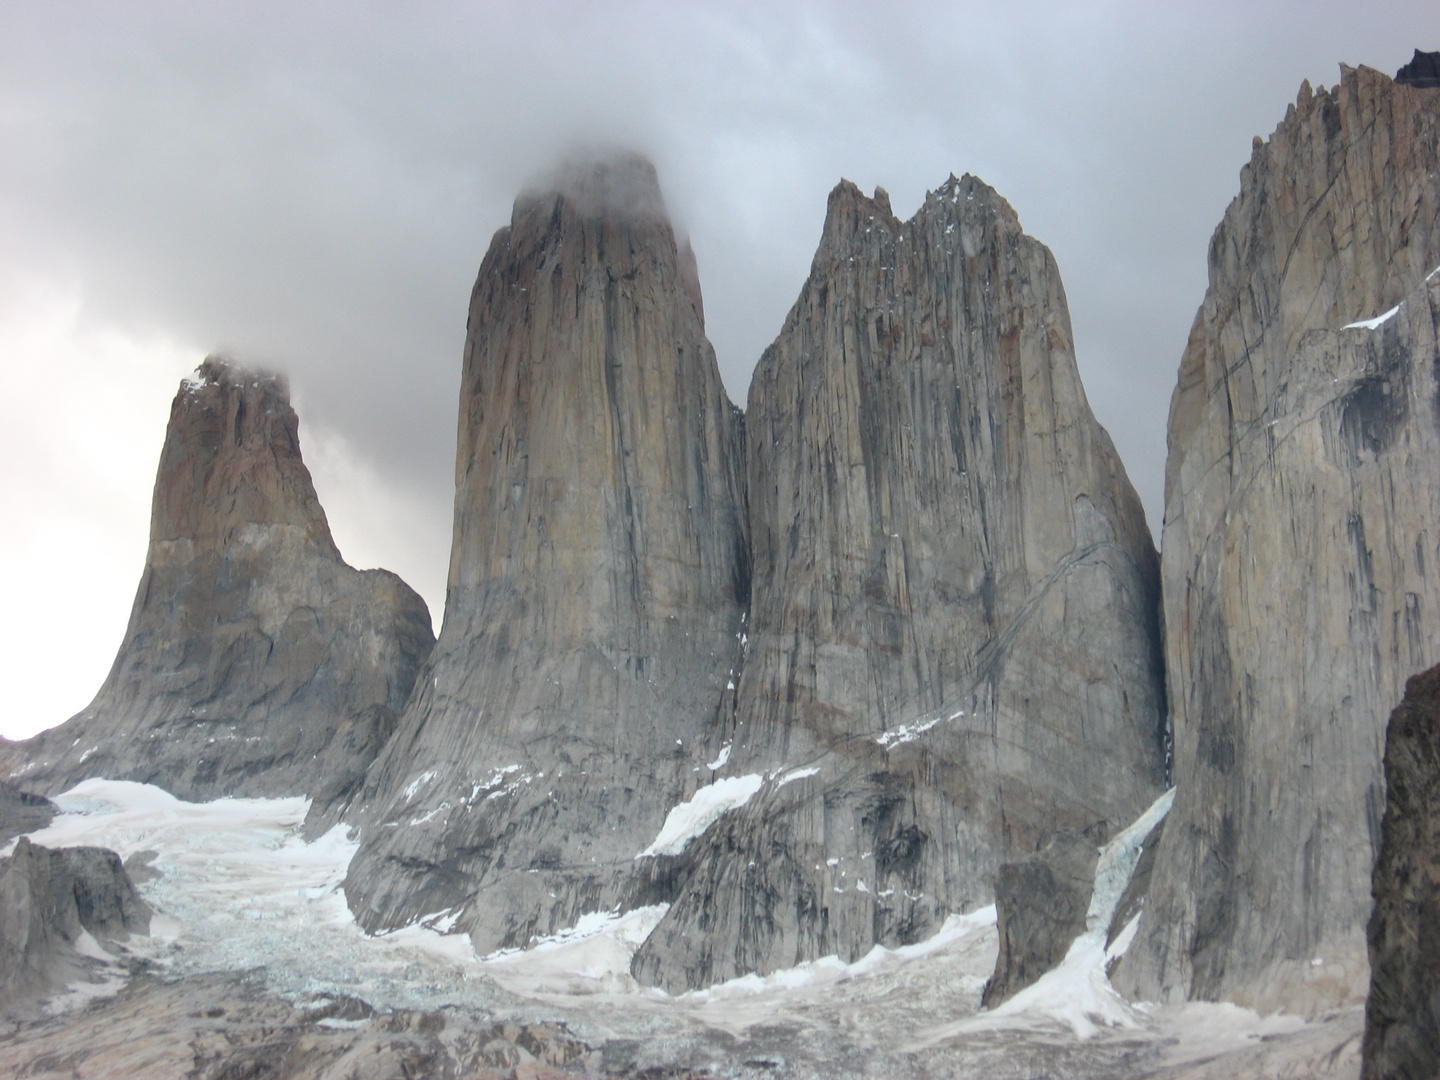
[2,778,1360,1077]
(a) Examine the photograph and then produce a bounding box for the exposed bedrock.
[341,154,749,948]
[1117,63,1440,1014]
[981,831,1098,1008]
[1,357,435,807]
[0,837,151,1013]
[0,780,55,847]
[633,174,1167,991]
[1363,664,1440,1080]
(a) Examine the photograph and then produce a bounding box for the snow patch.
[683,905,996,1002]
[1345,304,1401,330]
[401,770,436,803]
[705,744,731,771]
[776,765,819,787]
[636,774,764,858]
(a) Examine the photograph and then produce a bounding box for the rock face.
[0,781,54,846]
[1118,64,1440,1013]
[341,155,749,949]
[1363,664,1440,1080]
[3,357,434,807]
[981,832,1098,1008]
[0,838,151,1012]
[633,175,1167,991]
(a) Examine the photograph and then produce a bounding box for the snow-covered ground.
[3,779,1356,1076]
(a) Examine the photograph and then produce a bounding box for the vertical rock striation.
[633,175,1166,991]
[1118,64,1440,1013]
[341,155,749,949]
[1364,663,1440,1080]
[3,357,435,806]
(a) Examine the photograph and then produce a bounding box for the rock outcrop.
[981,832,1098,1007]
[0,781,54,846]
[341,155,749,949]
[0,838,151,1013]
[1117,64,1440,1013]
[1363,664,1440,1080]
[3,357,434,807]
[1397,49,1440,89]
[633,175,1167,990]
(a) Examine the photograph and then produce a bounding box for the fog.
[1,1,1434,738]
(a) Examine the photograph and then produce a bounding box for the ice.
[1344,303,1401,330]
[705,743,731,771]
[635,774,764,858]
[1,778,1349,1074]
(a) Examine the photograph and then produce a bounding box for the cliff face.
[1118,64,1440,1013]
[4,358,435,806]
[632,175,1166,991]
[341,155,749,949]
[1364,663,1440,1080]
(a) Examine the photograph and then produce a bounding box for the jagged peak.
[180,354,285,399]
[1397,48,1440,88]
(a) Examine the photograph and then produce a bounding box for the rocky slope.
[1117,63,1440,1014]
[2,357,434,807]
[0,838,151,1013]
[341,155,749,950]
[633,175,1167,990]
[1363,663,1440,1080]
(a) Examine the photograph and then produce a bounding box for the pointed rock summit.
[633,174,1167,990]
[4,357,435,806]
[1118,63,1440,1014]
[341,154,749,948]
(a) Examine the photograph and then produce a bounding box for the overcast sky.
[1,1,1435,740]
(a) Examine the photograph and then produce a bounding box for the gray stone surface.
[0,780,54,846]
[1118,64,1440,1014]
[341,155,749,950]
[1,357,435,807]
[1363,664,1440,1080]
[0,838,151,1013]
[633,175,1167,991]
[981,832,1098,1008]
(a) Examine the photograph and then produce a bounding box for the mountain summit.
[340,153,749,948]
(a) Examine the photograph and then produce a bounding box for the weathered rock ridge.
[0,837,151,1013]
[1118,63,1440,1014]
[633,175,1166,990]
[341,155,749,949]
[3,357,434,806]
[1363,663,1440,1080]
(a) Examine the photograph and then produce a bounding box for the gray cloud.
[0,0,1435,735]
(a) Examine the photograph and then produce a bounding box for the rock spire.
[632,174,1167,990]
[3,357,435,807]
[340,153,749,949]
[1116,63,1440,1014]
